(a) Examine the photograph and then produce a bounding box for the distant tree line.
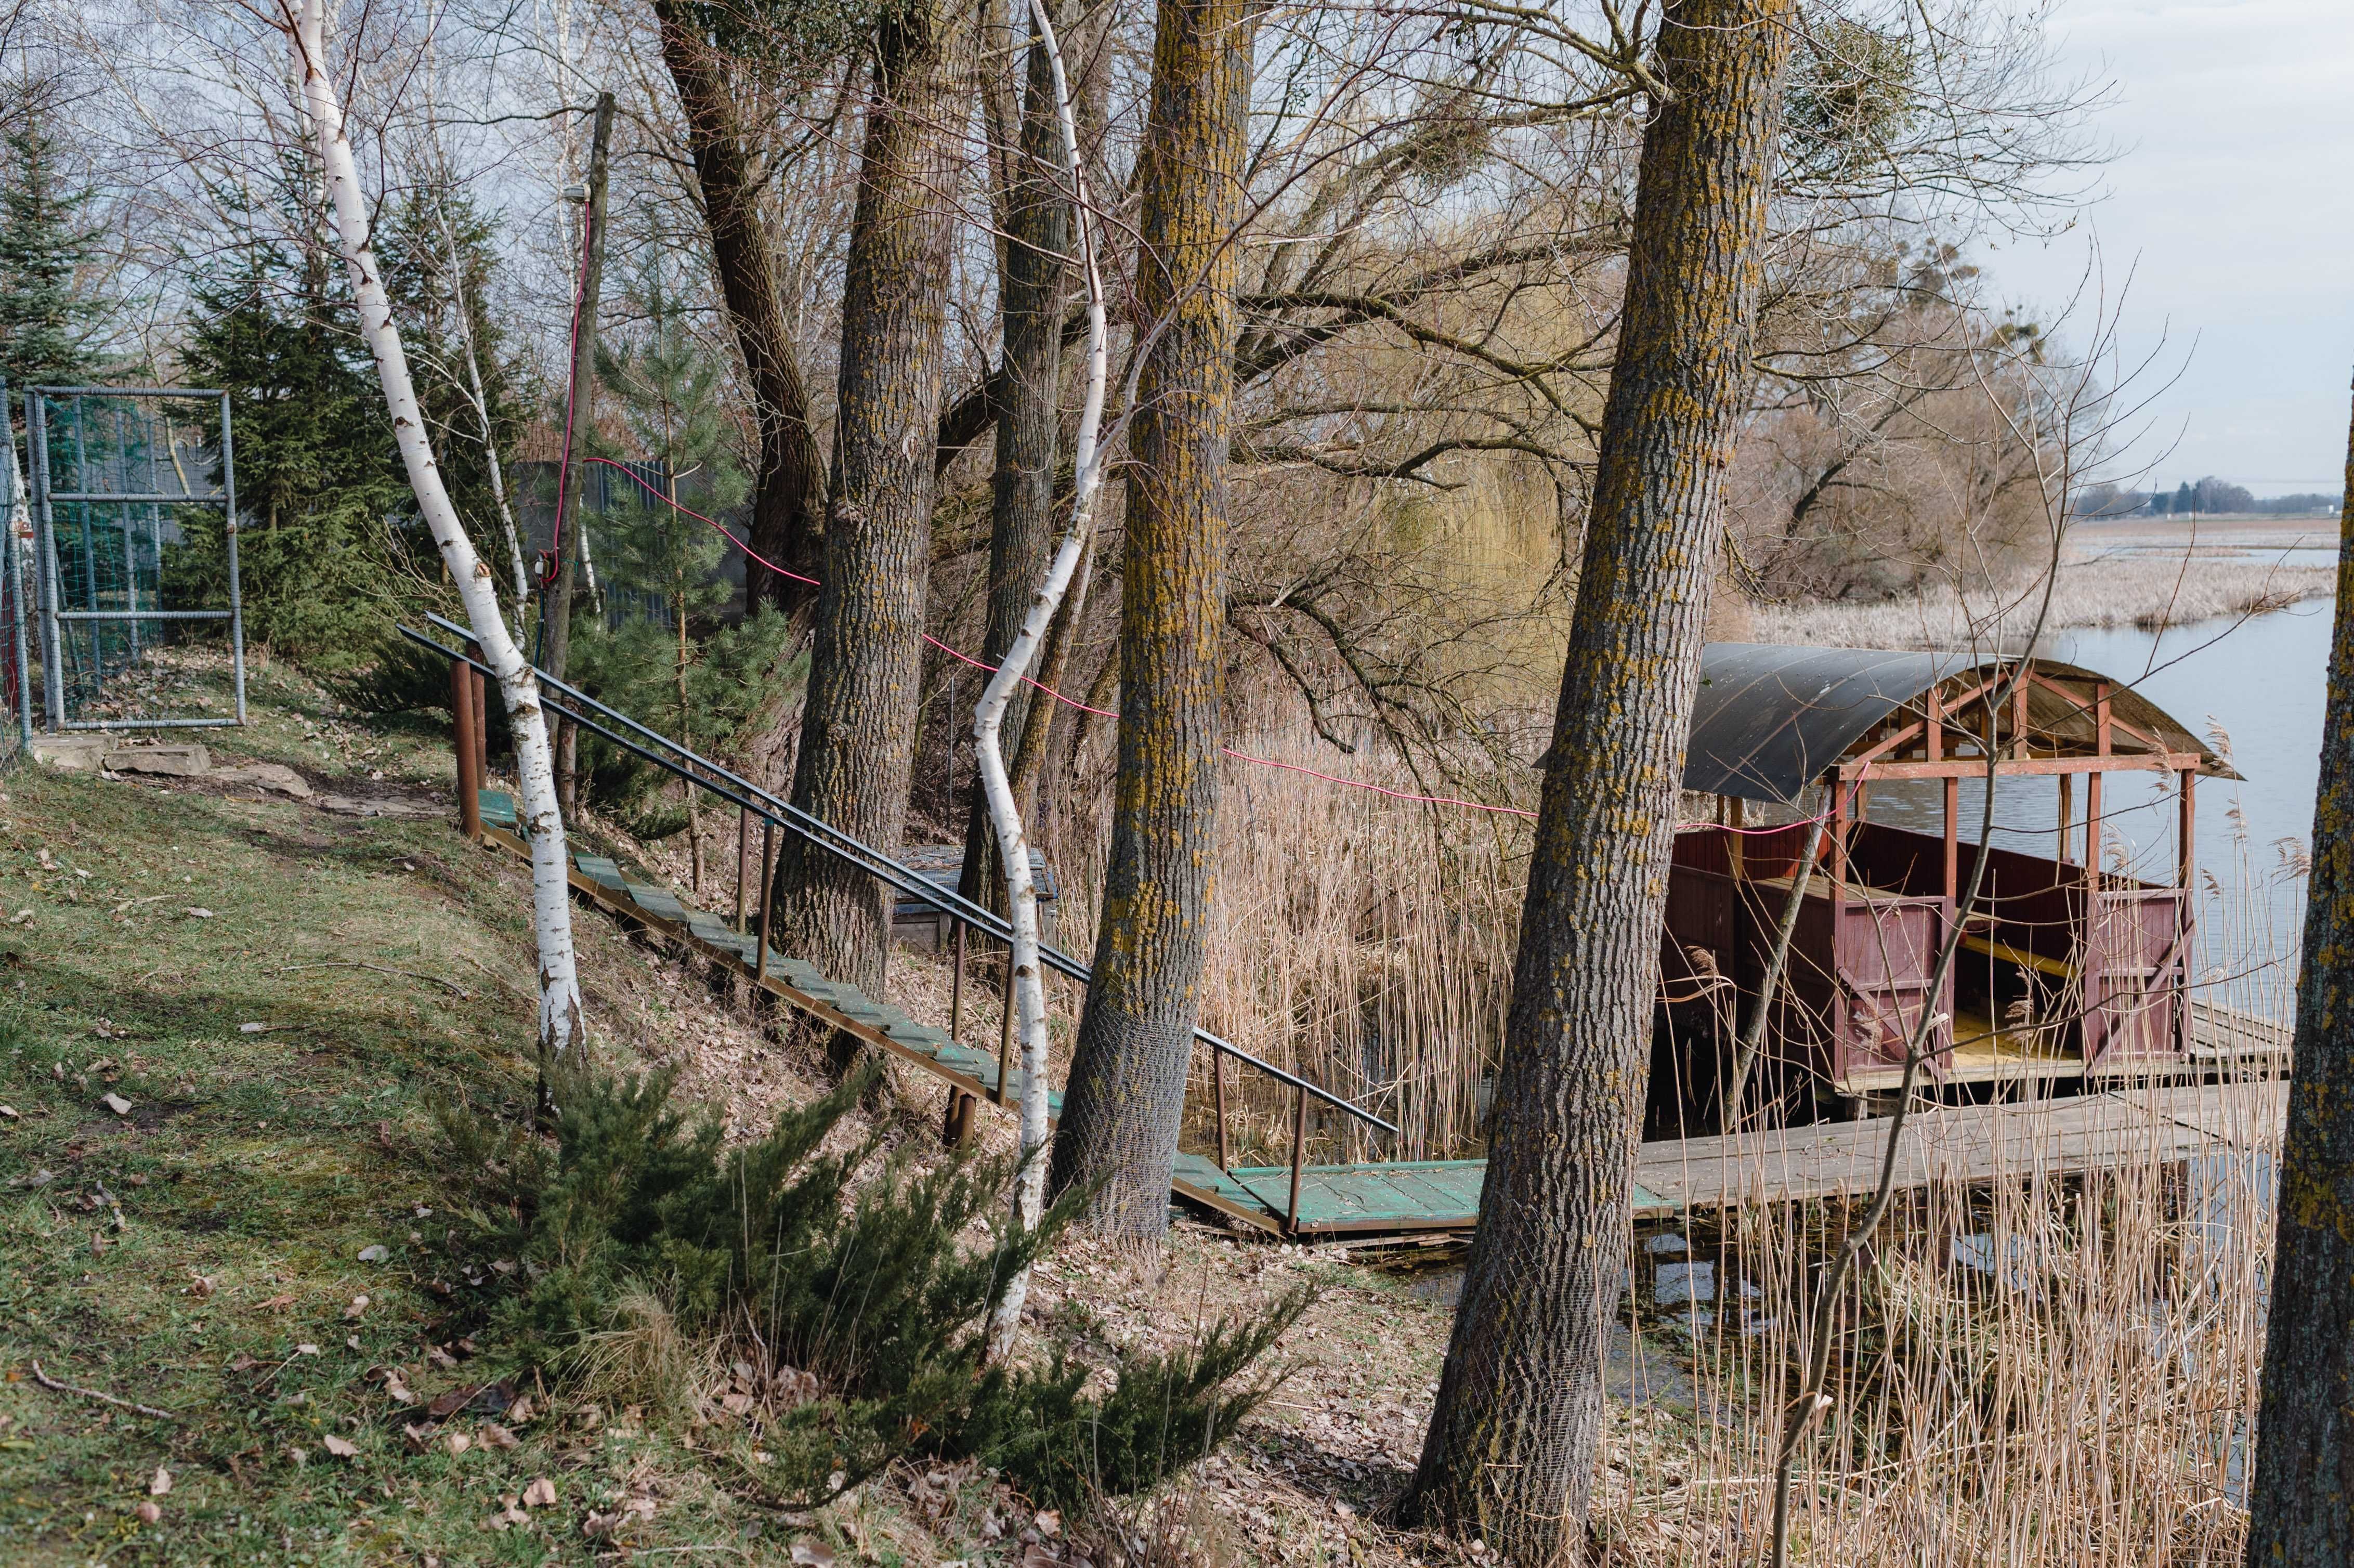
[2072,477,2340,519]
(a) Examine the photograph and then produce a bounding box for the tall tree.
[957,0,1079,907]
[770,0,970,1013]
[651,1,830,614]
[1045,0,1256,1236]
[0,79,107,389]
[2245,381,2354,1561]
[1400,2,1795,1559]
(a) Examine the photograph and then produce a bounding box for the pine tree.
[176,167,407,661]
[591,264,746,888]
[0,79,108,389]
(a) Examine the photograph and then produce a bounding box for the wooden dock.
[473,790,2287,1242]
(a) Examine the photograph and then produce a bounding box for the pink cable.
[583,454,1838,831]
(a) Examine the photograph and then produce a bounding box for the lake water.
[1866,598,2332,995]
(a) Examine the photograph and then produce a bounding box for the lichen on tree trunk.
[2243,381,2354,1560]
[1400,2,1794,1558]
[772,0,968,1017]
[1046,0,1255,1238]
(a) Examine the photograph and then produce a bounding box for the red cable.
[580,454,1843,831]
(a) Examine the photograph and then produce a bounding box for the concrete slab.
[104,743,212,777]
[29,735,108,770]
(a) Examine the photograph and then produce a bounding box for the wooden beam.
[1857,752,2209,781]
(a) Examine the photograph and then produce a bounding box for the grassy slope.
[0,668,792,1564]
[0,665,1695,1567]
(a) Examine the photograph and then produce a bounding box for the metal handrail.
[403,620,1396,1138]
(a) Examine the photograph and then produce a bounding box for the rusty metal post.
[943,1087,975,1148]
[467,651,489,793]
[753,821,775,987]
[1286,1081,1309,1236]
[1214,1049,1231,1172]
[450,654,480,840]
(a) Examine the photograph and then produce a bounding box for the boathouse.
[1658,643,2267,1125]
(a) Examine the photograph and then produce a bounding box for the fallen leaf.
[135,1500,161,1524]
[184,908,213,919]
[257,1292,296,1310]
[791,1544,836,1567]
[1035,1509,1061,1538]
[0,1104,17,1119]
[488,1496,530,1531]
[188,1274,216,1298]
[427,1384,482,1419]
[1022,1546,1060,1568]
[478,1421,519,1450]
[149,1466,172,1496]
[401,1422,438,1453]
[521,1476,556,1509]
[286,1446,307,1468]
[344,1295,369,1319]
[237,1022,272,1034]
[425,1345,457,1369]
[226,1353,259,1373]
[444,1431,470,1456]
[322,1434,358,1458]
[294,1343,320,1357]
[357,1245,388,1263]
[505,1395,534,1423]
[383,1375,416,1404]
[101,1094,132,1116]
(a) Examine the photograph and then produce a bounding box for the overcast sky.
[1988,0,2354,496]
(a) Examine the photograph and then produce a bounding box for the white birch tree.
[979,0,1108,1362]
[287,0,586,1075]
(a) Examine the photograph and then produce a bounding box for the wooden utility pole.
[1046,0,1256,1237]
[547,89,613,820]
[1400,2,1795,1559]
[2244,377,2354,1562]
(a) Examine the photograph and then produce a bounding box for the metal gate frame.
[25,385,245,732]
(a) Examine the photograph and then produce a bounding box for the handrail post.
[949,918,967,1041]
[753,821,774,987]
[993,943,1015,1106]
[1286,1081,1308,1237]
[734,804,750,931]
[450,653,480,840]
[1214,1049,1231,1173]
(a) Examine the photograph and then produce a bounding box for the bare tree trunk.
[290,0,584,1073]
[1401,3,1794,1557]
[958,0,1078,912]
[772,0,969,1016]
[1045,0,1254,1238]
[547,92,610,826]
[2245,380,2354,1561]
[652,3,828,615]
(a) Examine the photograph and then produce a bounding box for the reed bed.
[1753,552,2329,650]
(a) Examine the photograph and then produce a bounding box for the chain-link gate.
[21,386,244,734]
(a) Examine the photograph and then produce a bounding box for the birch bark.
[289,0,585,1069]
[977,0,1107,1361]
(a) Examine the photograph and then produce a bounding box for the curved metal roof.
[1684,643,2235,805]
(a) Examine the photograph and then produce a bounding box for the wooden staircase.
[475,789,1490,1238]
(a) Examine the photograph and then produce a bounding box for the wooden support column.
[1213,1050,1231,1172]
[2058,774,2074,865]
[753,822,775,986]
[2178,767,2198,1054]
[1828,766,1849,888]
[1928,680,1955,904]
[734,805,751,931]
[1286,1081,1309,1236]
